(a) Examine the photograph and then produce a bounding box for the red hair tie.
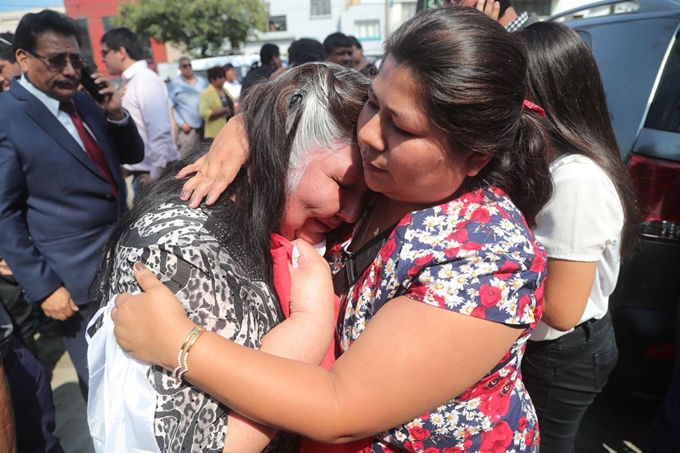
[522,100,546,118]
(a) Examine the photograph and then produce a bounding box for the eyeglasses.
[181,63,192,68]
[101,48,114,59]
[26,49,85,72]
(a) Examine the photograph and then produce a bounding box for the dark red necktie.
[59,102,118,200]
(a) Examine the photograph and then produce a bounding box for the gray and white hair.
[240,61,370,194]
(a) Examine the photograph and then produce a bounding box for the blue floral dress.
[328,186,546,453]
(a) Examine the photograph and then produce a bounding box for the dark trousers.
[60,306,92,397]
[645,300,680,452]
[0,275,38,357]
[521,311,618,453]
[5,336,63,453]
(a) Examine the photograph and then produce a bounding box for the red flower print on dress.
[464,431,473,450]
[407,255,435,279]
[412,441,425,451]
[479,284,502,307]
[380,238,397,262]
[471,305,487,319]
[529,253,546,273]
[404,441,417,452]
[462,190,485,204]
[444,247,460,259]
[518,416,527,432]
[479,421,513,453]
[517,294,531,320]
[423,448,441,453]
[496,261,519,281]
[409,427,431,441]
[443,448,463,453]
[525,428,535,447]
[448,228,468,244]
[461,241,484,251]
[479,382,513,421]
[470,207,491,223]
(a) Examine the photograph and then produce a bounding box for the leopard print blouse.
[102,201,297,452]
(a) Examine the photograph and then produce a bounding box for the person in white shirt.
[516,23,639,453]
[100,28,179,198]
[221,63,241,103]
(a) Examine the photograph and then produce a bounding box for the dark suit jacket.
[0,81,144,306]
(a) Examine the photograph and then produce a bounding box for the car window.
[576,30,592,48]
[645,34,680,132]
[569,17,679,157]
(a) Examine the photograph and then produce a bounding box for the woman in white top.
[516,23,639,452]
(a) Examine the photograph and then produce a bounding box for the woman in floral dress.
[109,7,554,452]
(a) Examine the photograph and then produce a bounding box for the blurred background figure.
[170,56,207,155]
[101,27,178,197]
[288,38,325,68]
[240,43,282,97]
[221,63,241,103]
[348,36,374,73]
[199,65,235,139]
[0,33,22,92]
[323,32,353,68]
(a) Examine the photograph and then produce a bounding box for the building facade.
[63,0,167,77]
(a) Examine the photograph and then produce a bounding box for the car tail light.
[627,153,680,241]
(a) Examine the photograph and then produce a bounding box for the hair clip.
[522,100,546,118]
[289,90,304,108]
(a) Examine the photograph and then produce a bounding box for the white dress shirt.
[120,61,178,179]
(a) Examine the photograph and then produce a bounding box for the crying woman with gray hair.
[86,62,369,453]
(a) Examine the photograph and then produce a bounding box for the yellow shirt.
[198,85,235,139]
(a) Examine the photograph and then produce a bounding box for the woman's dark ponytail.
[507,110,553,228]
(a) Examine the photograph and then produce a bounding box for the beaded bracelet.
[171,326,206,381]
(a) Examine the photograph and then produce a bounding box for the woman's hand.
[287,240,335,319]
[176,115,248,208]
[477,0,500,21]
[112,262,193,370]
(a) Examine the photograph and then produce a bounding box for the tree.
[116,0,268,57]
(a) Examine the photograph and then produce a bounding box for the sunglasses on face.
[26,49,85,72]
[100,48,115,59]
[181,63,192,68]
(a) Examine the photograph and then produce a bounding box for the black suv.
[550,0,680,396]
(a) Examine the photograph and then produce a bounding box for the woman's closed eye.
[390,121,412,136]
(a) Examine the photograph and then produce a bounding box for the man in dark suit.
[0,10,144,391]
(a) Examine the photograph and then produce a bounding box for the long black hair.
[516,22,639,257]
[385,6,553,227]
[95,62,369,302]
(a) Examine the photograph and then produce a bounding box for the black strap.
[332,225,396,297]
